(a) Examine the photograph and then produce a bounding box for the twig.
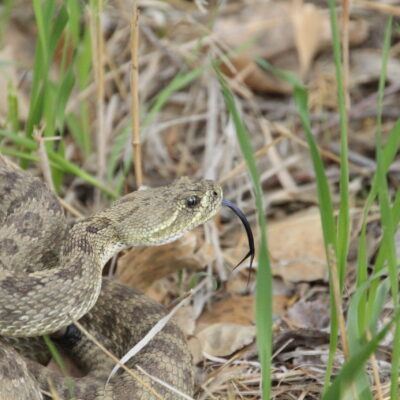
[58,198,83,218]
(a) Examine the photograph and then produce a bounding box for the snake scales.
[0,160,223,399]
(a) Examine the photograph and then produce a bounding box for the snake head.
[171,176,223,233]
[110,177,223,247]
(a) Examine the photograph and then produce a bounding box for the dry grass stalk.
[130,2,143,187]
[46,377,62,400]
[89,1,106,193]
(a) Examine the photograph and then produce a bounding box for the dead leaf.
[141,278,171,303]
[198,295,255,328]
[268,208,327,283]
[174,305,197,336]
[273,294,290,317]
[197,322,255,357]
[291,3,323,77]
[187,336,203,364]
[308,65,338,111]
[272,328,330,354]
[287,296,330,329]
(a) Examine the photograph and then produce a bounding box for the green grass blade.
[32,0,50,67]
[217,71,272,400]
[371,17,399,400]
[354,222,368,339]
[47,5,69,60]
[54,65,76,132]
[321,312,397,400]
[0,147,39,162]
[255,59,336,247]
[66,0,81,44]
[257,57,339,388]
[328,0,349,288]
[366,188,400,333]
[74,25,92,155]
[43,335,75,399]
[362,119,400,319]
[6,82,20,133]
[0,0,13,46]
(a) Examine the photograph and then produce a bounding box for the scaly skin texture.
[0,161,222,399]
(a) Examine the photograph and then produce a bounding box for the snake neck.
[61,216,126,270]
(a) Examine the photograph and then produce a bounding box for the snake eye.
[185,196,200,208]
[212,190,218,197]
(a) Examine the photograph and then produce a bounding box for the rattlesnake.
[0,160,223,399]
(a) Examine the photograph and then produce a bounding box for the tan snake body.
[0,161,222,399]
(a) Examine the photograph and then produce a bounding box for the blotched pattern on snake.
[0,160,223,399]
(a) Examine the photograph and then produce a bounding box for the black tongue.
[222,200,255,281]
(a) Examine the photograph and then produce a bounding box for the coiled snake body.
[0,161,222,399]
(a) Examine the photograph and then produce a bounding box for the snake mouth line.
[221,200,255,280]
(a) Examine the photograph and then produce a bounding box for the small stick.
[58,198,83,218]
[130,2,143,187]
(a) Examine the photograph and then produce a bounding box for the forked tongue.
[222,200,255,282]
